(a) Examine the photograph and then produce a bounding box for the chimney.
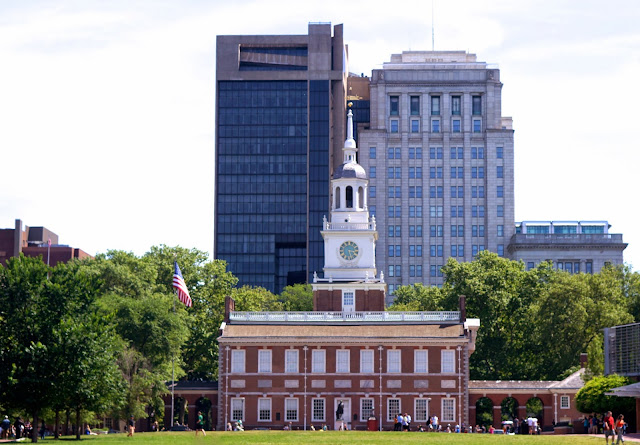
[224,296,235,323]
[459,295,466,323]
[580,353,588,368]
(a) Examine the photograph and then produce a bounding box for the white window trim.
[389,118,399,133]
[360,398,375,421]
[360,349,374,374]
[387,398,401,421]
[231,349,245,373]
[311,398,326,422]
[414,349,428,373]
[285,349,299,374]
[414,398,429,422]
[441,349,455,374]
[441,397,456,423]
[387,349,401,373]
[336,349,350,374]
[285,397,299,422]
[230,397,245,421]
[560,395,570,409]
[257,398,271,422]
[312,349,326,373]
[258,349,272,373]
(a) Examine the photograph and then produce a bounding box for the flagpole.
[170,258,192,429]
[170,291,178,427]
[171,260,177,427]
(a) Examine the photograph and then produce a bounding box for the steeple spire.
[343,102,357,164]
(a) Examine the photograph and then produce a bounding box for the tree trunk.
[75,407,81,440]
[54,410,60,439]
[64,409,70,436]
[32,412,39,443]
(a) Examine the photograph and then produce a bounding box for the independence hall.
[215,108,480,430]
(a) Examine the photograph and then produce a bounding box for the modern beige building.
[358,51,515,298]
[508,220,627,273]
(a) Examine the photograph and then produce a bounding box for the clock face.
[339,241,359,261]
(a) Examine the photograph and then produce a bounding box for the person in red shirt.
[615,414,626,444]
[604,411,615,445]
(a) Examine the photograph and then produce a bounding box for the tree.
[575,375,635,414]
[0,256,124,442]
[388,282,448,311]
[231,285,278,311]
[89,250,190,421]
[531,271,633,380]
[442,252,546,380]
[278,284,313,311]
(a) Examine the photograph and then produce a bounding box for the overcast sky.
[1,0,639,270]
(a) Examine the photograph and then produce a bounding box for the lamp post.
[224,346,230,429]
[303,346,308,430]
[457,346,462,428]
[378,346,383,431]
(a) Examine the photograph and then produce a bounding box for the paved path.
[587,433,640,442]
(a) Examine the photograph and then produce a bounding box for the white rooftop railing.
[229,311,460,324]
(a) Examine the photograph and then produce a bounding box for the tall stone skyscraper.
[358,51,515,298]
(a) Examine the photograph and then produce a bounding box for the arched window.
[358,186,364,209]
[335,187,341,209]
[346,186,353,208]
[526,397,544,427]
[475,397,493,427]
[501,397,518,422]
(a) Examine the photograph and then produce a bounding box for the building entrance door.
[334,398,351,430]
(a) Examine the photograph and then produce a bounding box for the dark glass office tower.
[215,24,347,294]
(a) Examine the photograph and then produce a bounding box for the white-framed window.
[285,398,299,421]
[387,349,401,373]
[257,398,271,422]
[387,398,401,421]
[441,349,455,373]
[285,349,298,373]
[414,349,428,373]
[360,349,374,373]
[342,290,355,311]
[258,349,272,373]
[336,349,350,373]
[441,398,455,422]
[231,398,244,421]
[231,349,245,373]
[361,398,374,421]
[312,349,326,373]
[560,395,570,409]
[415,398,429,422]
[473,118,482,133]
[390,119,399,133]
[410,119,420,133]
[312,398,325,422]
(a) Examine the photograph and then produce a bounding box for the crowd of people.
[588,411,627,445]
[0,415,34,440]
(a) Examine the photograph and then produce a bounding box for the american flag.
[172,262,192,307]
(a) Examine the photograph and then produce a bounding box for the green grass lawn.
[44,431,605,445]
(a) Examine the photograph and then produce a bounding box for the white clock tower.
[312,105,386,312]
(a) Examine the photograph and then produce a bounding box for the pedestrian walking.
[615,414,625,445]
[127,416,135,437]
[604,411,615,445]
[195,411,206,436]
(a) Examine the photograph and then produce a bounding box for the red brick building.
[469,369,586,432]
[0,219,91,266]
[216,109,481,431]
